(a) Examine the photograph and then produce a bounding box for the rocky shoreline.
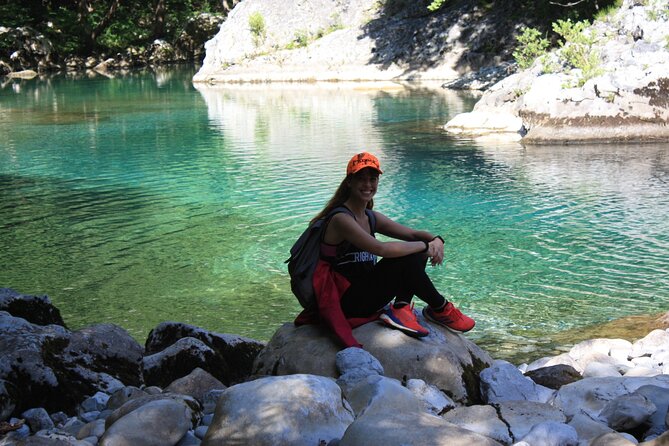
[2,287,669,446]
[0,13,224,79]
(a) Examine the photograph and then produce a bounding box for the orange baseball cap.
[346,152,383,175]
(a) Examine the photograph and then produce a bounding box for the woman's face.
[348,168,379,202]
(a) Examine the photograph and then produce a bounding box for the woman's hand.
[427,237,444,266]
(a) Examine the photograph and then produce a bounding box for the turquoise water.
[2,67,669,362]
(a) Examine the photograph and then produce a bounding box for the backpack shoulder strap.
[365,209,377,234]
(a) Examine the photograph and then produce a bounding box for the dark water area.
[1,68,668,364]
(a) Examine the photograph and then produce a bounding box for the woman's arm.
[374,211,444,265]
[327,213,428,259]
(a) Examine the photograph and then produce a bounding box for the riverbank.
[2,288,669,445]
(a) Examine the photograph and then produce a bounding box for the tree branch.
[549,0,587,6]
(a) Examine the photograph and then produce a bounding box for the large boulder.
[0,312,142,416]
[0,288,66,327]
[253,318,493,404]
[339,375,501,446]
[551,375,669,420]
[202,374,354,446]
[144,322,265,386]
[100,398,194,446]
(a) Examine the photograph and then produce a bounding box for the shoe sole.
[422,309,474,334]
[379,313,429,338]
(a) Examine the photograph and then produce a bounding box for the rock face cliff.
[193,0,523,83]
[444,0,669,144]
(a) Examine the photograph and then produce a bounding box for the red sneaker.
[379,303,429,338]
[423,302,475,333]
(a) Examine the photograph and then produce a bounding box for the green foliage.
[286,30,310,49]
[552,19,603,86]
[0,0,227,56]
[428,0,446,12]
[594,0,623,22]
[248,11,266,46]
[513,27,549,70]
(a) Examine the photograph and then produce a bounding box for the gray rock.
[49,412,69,427]
[79,392,110,414]
[567,413,615,444]
[634,385,669,438]
[164,367,227,403]
[144,321,265,386]
[21,407,55,432]
[589,432,638,446]
[106,386,147,411]
[202,374,353,446]
[61,417,86,437]
[599,393,657,431]
[25,429,92,445]
[143,337,222,388]
[442,404,512,444]
[0,288,66,327]
[104,394,201,430]
[142,386,162,395]
[524,364,582,390]
[405,378,455,416]
[1,317,140,416]
[99,398,193,446]
[631,330,669,358]
[339,408,502,446]
[480,360,555,404]
[253,320,492,404]
[569,338,632,362]
[177,430,202,446]
[0,379,16,421]
[526,353,582,374]
[202,389,225,415]
[582,361,624,378]
[194,425,209,439]
[63,324,143,389]
[516,421,578,446]
[335,347,384,376]
[76,419,105,440]
[642,431,669,445]
[552,376,669,420]
[4,418,30,441]
[78,411,99,423]
[495,400,566,442]
[344,375,421,418]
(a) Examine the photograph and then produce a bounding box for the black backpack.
[286,206,376,310]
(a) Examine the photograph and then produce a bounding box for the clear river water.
[2,67,668,363]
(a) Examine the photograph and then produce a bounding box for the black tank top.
[320,209,377,284]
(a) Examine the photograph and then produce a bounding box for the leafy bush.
[286,30,310,49]
[428,0,446,12]
[248,11,266,46]
[513,27,549,70]
[552,19,603,86]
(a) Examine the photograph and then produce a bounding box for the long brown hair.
[310,174,374,225]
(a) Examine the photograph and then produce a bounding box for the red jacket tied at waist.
[294,259,379,348]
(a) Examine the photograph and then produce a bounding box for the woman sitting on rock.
[295,152,475,348]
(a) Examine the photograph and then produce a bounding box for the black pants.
[340,252,446,318]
